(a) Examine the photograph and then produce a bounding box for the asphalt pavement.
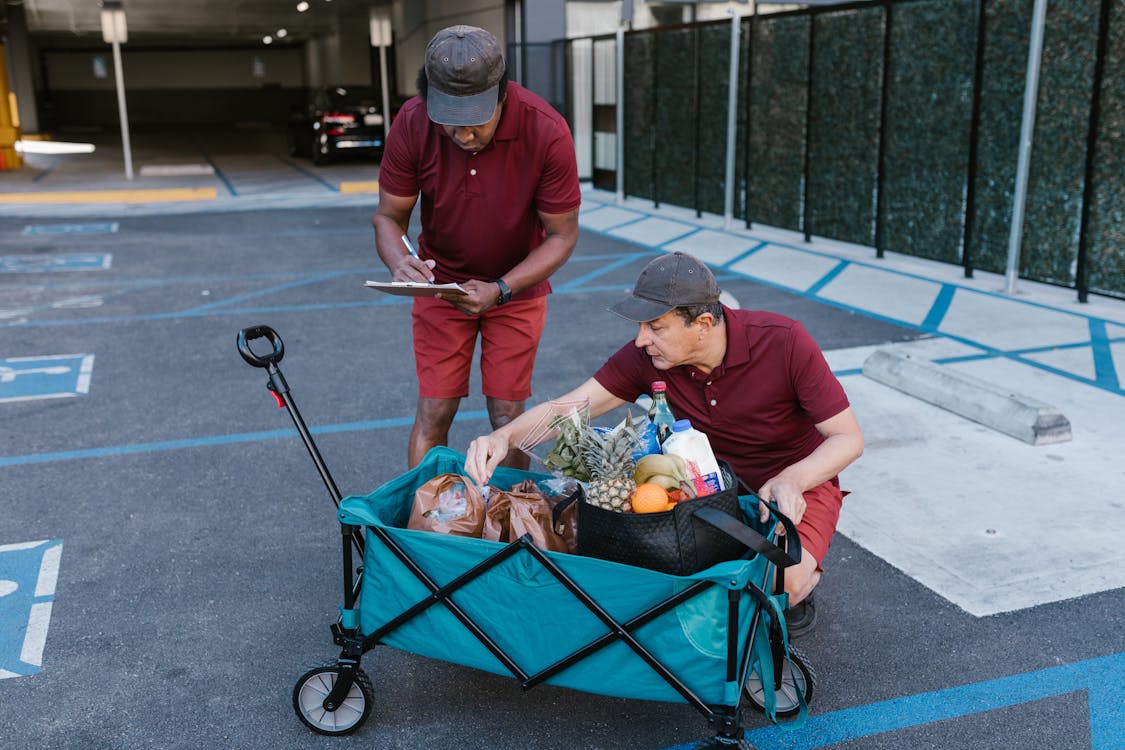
[0,126,1122,750]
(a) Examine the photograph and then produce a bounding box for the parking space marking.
[0,253,113,273]
[22,222,118,235]
[655,651,1124,750]
[0,354,94,403]
[0,540,63,679]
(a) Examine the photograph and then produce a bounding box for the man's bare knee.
[784,553,821,605]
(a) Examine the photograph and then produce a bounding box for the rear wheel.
[292,663,373,735]
[742,645,816,718]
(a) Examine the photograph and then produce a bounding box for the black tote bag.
[552,462,797,576]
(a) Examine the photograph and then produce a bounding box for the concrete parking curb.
[861,348,1072,445]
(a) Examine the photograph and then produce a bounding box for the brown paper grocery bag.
[483,480,576,554]
[407,474,486,538]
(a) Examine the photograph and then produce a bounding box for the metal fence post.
[874,0,893,258]
[1005,0,1049,296]
[961,0,987,279]
[723,8,742,230]
[1075,0,1112,303]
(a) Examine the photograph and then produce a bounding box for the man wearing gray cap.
[465,252,863,635]
[372,25,581,469]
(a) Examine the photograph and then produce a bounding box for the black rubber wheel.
[742,644,816,718]
[292,662,373,735]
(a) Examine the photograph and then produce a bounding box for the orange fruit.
[631,483,671,513]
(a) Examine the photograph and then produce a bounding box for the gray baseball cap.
[424,25,505,126]
[609,252,722,323]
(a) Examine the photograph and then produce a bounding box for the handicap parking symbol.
[0,354,94,403]
[0,540,63,679]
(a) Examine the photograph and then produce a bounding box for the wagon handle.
[237,325,284,368]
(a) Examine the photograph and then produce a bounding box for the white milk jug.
[661,419,723,495]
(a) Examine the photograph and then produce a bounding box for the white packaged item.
[661,419,723,495]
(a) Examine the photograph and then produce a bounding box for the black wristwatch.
[494,278,512,306]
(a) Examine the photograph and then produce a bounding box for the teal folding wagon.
[238,326,812,749]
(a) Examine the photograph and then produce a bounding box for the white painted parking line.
[0,540,63,679]
[0,354,95,403]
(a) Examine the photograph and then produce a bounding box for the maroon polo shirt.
[594,308,850,491]
[377,82,581,299]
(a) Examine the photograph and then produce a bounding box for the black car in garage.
[287,86,385,165]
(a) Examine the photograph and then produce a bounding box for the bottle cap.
[672,419,692,432]
[651,381,667,392]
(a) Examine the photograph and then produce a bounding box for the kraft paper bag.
[483,480,576,554]
[407,474,486,538]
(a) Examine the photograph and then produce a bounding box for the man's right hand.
[392,256,437,283]
[465,432,510,486]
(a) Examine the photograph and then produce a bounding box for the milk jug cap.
[671,419,692,432]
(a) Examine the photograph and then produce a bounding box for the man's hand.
[391,255,436,283]
[465,432,511,486]
[756,476,807,528]
[439,279,503,316]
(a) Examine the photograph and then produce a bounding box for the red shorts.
[795,479,846,567]
[411,295,548,400]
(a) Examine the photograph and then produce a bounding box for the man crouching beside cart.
[465,251,863,636]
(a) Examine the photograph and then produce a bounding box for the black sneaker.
[784,594,817,638]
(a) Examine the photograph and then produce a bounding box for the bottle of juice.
[661,419,723,495]
[648,381,677,446]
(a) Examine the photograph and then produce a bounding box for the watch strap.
[494,278,512,305]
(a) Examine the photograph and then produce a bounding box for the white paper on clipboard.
[364,280,469,297]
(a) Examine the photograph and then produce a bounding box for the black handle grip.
[237,325,285,368]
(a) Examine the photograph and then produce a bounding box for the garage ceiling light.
[276,28,288,38]
[263,35,273,44]
[297,2,309,11]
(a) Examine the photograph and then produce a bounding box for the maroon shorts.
[796,479,846,567]
[411,295,548,401]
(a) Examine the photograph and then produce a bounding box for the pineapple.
[543,409,645,512]
[582,415,645,512]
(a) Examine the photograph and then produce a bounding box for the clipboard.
[365,280,469,297]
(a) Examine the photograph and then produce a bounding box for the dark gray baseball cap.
[424,25,505,126]
[609,252,722,323]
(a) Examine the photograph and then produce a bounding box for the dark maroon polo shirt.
[377,82,581,299]
[594,308,851,491]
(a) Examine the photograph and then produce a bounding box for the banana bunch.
[633,453,695,497]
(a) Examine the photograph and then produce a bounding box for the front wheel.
[292,663,373,735]
[743,645,816,718]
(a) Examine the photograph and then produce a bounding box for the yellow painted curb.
[0,187,218,204]
[339,180,379,194]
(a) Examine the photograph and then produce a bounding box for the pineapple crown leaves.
[543,408,647,484]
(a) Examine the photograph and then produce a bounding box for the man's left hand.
[757,476,807,528]
[439,279,503,316]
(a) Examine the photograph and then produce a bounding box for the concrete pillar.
[0,44,23,170]
[3,0,39,134]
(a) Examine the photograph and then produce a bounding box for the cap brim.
[427,85,499,126]
[608,295,675,323]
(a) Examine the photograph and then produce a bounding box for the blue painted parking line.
[0,253,112,273]
[658,651,1124,750]
[22,222,118,235]
[0,540,63,679]
[0,354,94,403]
